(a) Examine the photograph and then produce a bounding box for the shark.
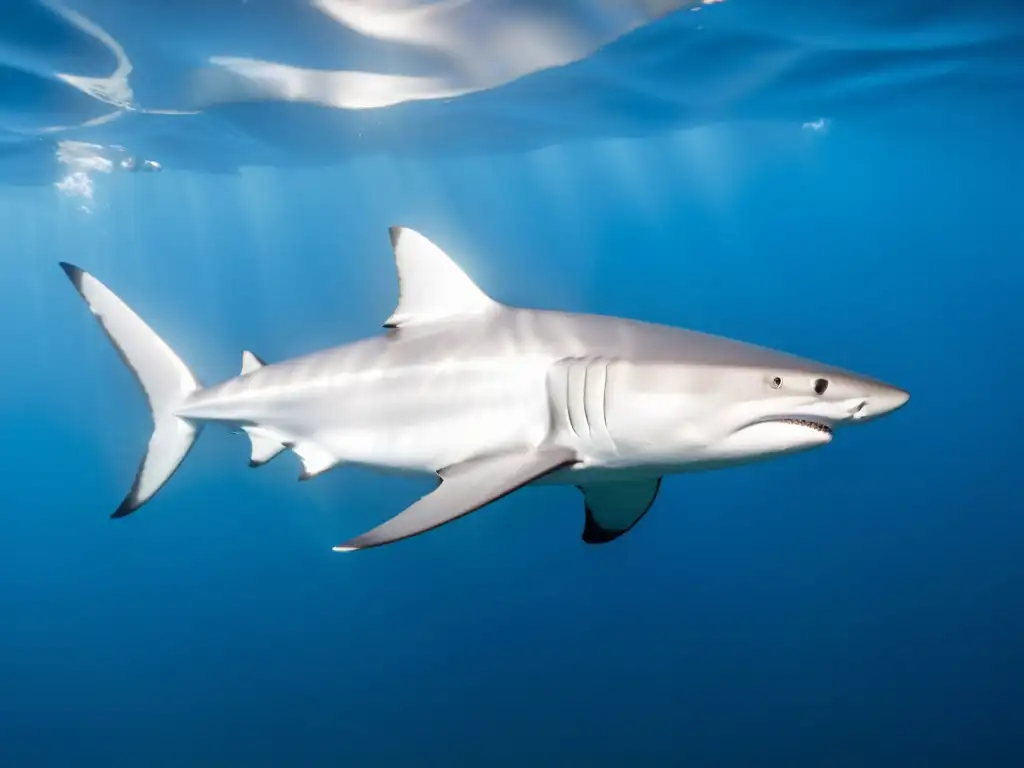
[59,226,909,552]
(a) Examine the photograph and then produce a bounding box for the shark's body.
[61,227,909,551]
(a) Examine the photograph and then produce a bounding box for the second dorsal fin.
[384,226,499,328]
[240,349,265,375]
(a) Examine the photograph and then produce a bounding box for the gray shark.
[60,226,909,552]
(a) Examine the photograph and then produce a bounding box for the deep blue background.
[1,84,1023,768]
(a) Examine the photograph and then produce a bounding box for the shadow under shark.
[60,227,909,552]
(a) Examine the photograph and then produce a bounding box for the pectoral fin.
[333,446,578,552]
[579,478,662,544]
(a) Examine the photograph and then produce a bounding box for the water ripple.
[0,0,1021,188]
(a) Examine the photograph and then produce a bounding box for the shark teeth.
[780,418,833,436]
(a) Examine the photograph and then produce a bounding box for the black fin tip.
[59,262,84,288]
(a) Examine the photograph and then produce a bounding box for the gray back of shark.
[59,226,909,552]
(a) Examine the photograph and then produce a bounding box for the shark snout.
[852,385,910,422]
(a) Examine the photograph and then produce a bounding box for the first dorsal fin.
[240,349,265,375]
[384,226,499,328]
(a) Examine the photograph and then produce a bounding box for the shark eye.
[814,378,829,395]
[770,376,782,389]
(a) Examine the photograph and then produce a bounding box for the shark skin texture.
[59,226,909,552]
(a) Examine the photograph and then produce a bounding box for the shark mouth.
[779,418,834,436]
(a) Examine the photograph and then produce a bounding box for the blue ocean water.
[1,1,1023,765]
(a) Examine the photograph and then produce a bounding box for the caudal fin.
[60,263,203,518]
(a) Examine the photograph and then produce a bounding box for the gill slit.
[565,367,580,439]
[568,361,589,439]
[600,359,611,444]
[581,359,593,438]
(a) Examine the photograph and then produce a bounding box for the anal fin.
[333,446,578,552]
[243,426,286,468]
[579,478,662,544]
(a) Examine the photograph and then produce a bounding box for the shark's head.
[695,362,910,464]
[603,350,909,470]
